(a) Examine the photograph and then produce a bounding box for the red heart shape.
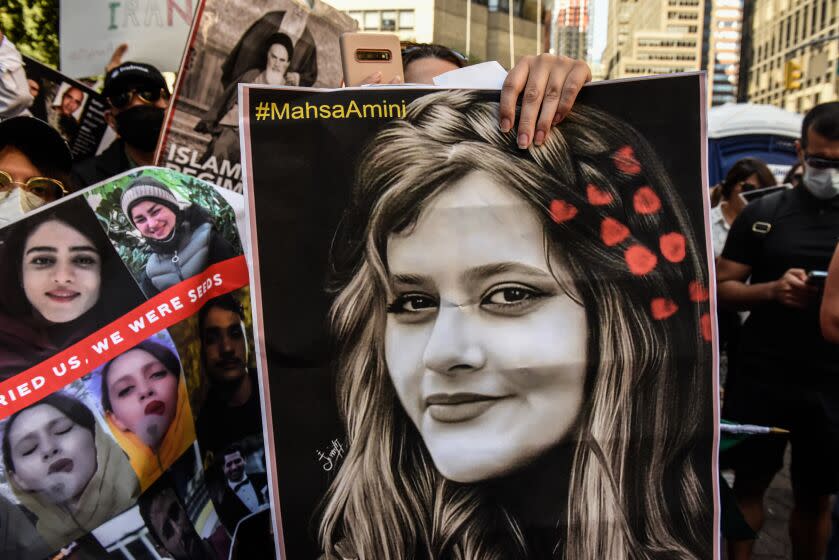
[689,280,709,302]
[601,217,630,246]
[659,232,686,263]
[650,298,678,320]
[625,244,658,275]
[613,145,642,175]
[549,199,578,224]
[700,313,712,342]
[633,186,661,215]
[587,184,613,206]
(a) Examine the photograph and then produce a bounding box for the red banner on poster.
[0,255,248,420]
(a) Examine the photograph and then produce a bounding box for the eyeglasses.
[805,156,839,170]
[0,170,66,202]
[400,42,468,68]
[107,87,169,110]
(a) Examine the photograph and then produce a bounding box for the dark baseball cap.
[102,61,168,97]
[0,116,73,176]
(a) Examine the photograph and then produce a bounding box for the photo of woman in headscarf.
[120,177,238,296]
[1,392,139,550]
[318,91,714,559]
[0,197,146,380]
[100,338,196,490]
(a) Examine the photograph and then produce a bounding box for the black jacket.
[71,138,132,188]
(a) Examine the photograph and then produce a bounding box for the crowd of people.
[1,15,839,560]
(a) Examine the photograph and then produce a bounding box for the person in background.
[0,28,33,119]
[710,157,777,259]
[364,43,591,151]
[717,101,839,560]
[0,116,72,227]
[71,62,170,187]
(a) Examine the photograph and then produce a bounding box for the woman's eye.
[54,422,73,435]
[117,385,135,398]
[150,369,169,380]
[29,255,55,267]
[482,285,545,307]
[73,254,100,267]
[19,444,37,457]
[387,293,438,314]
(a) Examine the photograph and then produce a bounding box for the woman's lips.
[144,400,166,416]
[48,458,74,475]
[425,393,506,423]
[45,290,80,302]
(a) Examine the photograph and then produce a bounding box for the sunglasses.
[805,156,839,170]
[107,87,169,110]
[0,170,66,202]
[739,181,760,193]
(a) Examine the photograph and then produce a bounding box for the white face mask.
[803,163,839,200]
[0,187,47,228]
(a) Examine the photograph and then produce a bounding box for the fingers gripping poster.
[241,77,719,559]
[155,0,356,193]
[0,168,274,559]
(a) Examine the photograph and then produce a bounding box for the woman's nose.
[422,302,486,375]
[52,260,75,284]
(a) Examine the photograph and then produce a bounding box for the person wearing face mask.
[0,116,72,227]
[717,101,839,560]
[71,62,169,187]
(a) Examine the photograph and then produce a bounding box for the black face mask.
[114,105,165,152]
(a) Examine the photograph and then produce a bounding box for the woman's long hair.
[320,91,713,559]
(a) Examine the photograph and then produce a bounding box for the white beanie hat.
[120,177,183,220]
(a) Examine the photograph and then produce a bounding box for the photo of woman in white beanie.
[120,176,239,295]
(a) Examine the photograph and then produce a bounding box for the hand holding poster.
[240,77,718,558]
[0,168,274,559]
[156,0,356,193]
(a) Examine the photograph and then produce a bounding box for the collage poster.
[0,167,273,560]
[155,0,356,193]
[240,76,719,558]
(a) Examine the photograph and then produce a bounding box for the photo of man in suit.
[211,444,269,535]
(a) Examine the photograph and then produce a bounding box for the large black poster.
[241,76,719,559]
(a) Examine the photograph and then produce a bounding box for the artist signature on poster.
[316,439,345,472]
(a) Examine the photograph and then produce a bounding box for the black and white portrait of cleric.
[0,196,147,381]
[240,75,717,558]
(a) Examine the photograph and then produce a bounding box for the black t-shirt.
[721,187,839,383]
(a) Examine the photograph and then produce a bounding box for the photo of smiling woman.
[100,337,196,490]
[120,177,239,296]
[317,91,714,559]
[1,391,139,550]
[0,197,146,380]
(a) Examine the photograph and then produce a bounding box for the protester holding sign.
[1,391,140,549]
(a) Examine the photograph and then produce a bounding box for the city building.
[552,0,590,60]
[740,0,838,112]
[704,0,743,106]
[332,0,543,67]
[601,0,705,80]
